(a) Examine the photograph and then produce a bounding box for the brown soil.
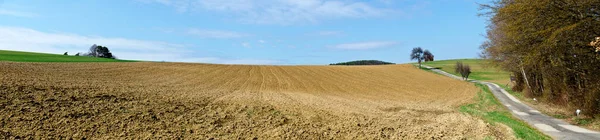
[0,62,512,139]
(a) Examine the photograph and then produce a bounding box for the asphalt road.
[423,65,600,140]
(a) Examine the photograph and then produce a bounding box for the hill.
[0,50,135,62]
[0,62,512,139]
[423,59,511,85]
[330,60,394,65]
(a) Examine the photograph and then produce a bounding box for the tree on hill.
[410,47,424,67]
[86,44,116,59]
[424,50,434,62]
[330,60,394,65]
[410,48,434,68]
[63,52,68,55]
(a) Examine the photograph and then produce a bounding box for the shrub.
[455,61,471,81]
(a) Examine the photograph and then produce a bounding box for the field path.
[423,65,600,140]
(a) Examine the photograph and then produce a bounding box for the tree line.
[330,60,395,65]
[480,0,600,115]
[64,44,116,59]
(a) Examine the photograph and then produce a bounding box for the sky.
[0,0,489,65]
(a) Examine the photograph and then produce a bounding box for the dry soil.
[0,62,513,139]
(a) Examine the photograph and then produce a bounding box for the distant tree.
[463,65,471,80]
[88,44,99,57]
[85,44,115,59]
[455,61,471,80]
[330,60,394,65]
[410,47,424,68]
[423,50,434,62]
[63,52,68,55]
[75,53,80,56]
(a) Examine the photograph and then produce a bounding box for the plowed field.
[0,62,513,139]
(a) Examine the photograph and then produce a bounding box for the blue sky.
[0,0,488,65]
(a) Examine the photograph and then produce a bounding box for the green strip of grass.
[412,64,445,77]
[0,50,136,62]
[460,83,551,140]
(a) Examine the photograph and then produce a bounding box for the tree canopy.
[480,0,600,115]
[86,44,116,59]
[410,47,434,68]
[423,50,434,62]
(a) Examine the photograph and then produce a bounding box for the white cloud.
[186,28,248,39]
[258,40,265,43]
[142,0,395,25]
[0,26,278,64]
[0,9,37,18]
[0,26,186,60]
[331,41,398,50]
[241,42,250,48]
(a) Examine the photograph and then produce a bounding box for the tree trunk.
[521,65,532,92]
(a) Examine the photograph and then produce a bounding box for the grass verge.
[460,83,551,140]
[0,50,136,62]
[411,64,445,77]
[498,84,600,130]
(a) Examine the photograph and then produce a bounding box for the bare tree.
[410,47,424,68]
[455,61,471,81]
[87,44,99,57]
[462,65,471,80]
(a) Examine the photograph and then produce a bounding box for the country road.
[423,65,600,140]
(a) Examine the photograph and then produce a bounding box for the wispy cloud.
[141,0,397,25]
[0,9,37,18]
[0,26,186,60]
[186,28,249,39]
[314,31,343,36]
[331,41,398,50]
[0,26,278,64]
[241,42,251,48]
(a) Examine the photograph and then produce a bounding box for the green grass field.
[423,59,512,85]
[0,50,136,62]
